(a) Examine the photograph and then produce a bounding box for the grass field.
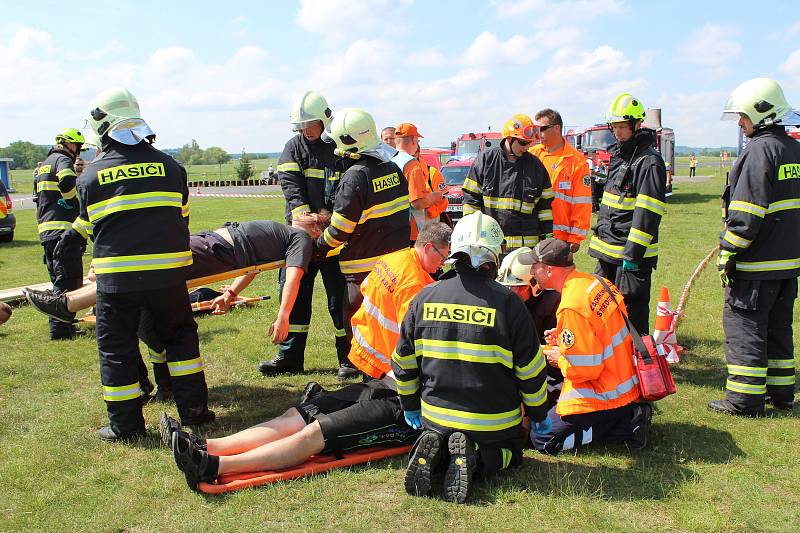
[2,163,799,532]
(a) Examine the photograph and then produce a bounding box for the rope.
[675,245,718,326]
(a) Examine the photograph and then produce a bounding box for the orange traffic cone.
[652,287,682,363]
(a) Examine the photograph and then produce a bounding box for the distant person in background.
[381,126,396,148]
[74,158,86,175]
[267,164,274,177]
[391,123,448,242]
[688,154,697,178]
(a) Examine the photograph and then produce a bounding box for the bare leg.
[217,420,326,475]
[207,407,308,456]
[66,282,98,312]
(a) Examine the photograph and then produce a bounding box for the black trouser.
[723,277,797,412]
[275,258,348,368]
[42,238,84,340]
[594,260,652,335]
[689,167,696,178]
[531,404,635,455]
[138,308,172,393]
[95,285,208,434]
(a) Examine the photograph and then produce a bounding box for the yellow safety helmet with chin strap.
[449,211,505,269]
[55,128,85,146]
[324,108,380,154]
[721,77,792,128]
[290,90,333,132]
[606,93,646,124]
[497,246,535,286]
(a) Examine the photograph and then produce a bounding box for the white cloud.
[779,49,800,79]
[656,90,735,147]
[405,47,448,68]
[638,49,660,68]
[462,31,539,66]
[769,20,800,42]
[537,45,631,88]
[491,0,622,22]
[676,24,741,74]
[296,0,414,36]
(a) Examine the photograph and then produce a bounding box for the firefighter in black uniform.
[56,87,213,441]
[34,128,86,339]
[315,108,411,363]
[260,91,353,379]
[710,77,800,416]
[588,93,667,335]
[461,113,553,252]
[392,212,549,504]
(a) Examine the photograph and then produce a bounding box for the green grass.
[2,169,800,532]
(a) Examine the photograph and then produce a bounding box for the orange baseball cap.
[394,123,424,138]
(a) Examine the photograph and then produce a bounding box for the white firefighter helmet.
[290,90,333,132]
[324,108,381,154]
[85,87,154,146]
[721,78,792,128]
[497,247,534,286]
[449,212,504,269]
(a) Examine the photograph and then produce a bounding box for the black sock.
[202,454,220,479]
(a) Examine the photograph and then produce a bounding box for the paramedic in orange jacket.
[529,109,592,252]
[167,222,452,491]
[527,238,652,454]
[391,123,449,241]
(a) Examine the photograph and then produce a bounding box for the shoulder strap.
[592,274,652,362]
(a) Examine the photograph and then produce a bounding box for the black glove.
[54,229,85,259]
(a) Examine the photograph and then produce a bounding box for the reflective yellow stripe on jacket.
[588,235,658,259]
[38,221,73,234]
[421,400,522,432]
[93,250,193,274]
[87,191,183,223]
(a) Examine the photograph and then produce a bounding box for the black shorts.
[296,380,419,454]
[188,232,239,279]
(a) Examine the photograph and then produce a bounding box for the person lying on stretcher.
[23,215,322,344]
[163,222,452,491]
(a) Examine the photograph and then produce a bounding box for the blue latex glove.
[57,198,74,210]
[622,259,639,272]
[531,418,553,436]
[403,410,422,430]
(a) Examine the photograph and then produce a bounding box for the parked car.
[0,180,16,242]
[440,158,474,224]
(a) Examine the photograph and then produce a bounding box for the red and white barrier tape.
[190,192,282,199]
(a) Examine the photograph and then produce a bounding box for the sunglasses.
[539,124,560,132]
[515,139,533,147]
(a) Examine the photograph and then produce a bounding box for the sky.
[1,0,799,152]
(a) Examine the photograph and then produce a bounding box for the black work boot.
[181,407,216,427]
[628,402,653,450]
[443,432,477,504]
[767,395,795,411]
[152,388,173,403]
[336,362,360,381]
[708,399,764,417]
[23,288,75,323]
[258,357,303,376]
[97,425,146,443]
[298,381,326,404]
[405,430,445,497]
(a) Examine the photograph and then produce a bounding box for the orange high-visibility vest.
[348,247,433,378]
[530,142,592,245]
[554,270,641,416]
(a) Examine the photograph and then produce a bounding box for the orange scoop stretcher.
[198,444,412,494]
